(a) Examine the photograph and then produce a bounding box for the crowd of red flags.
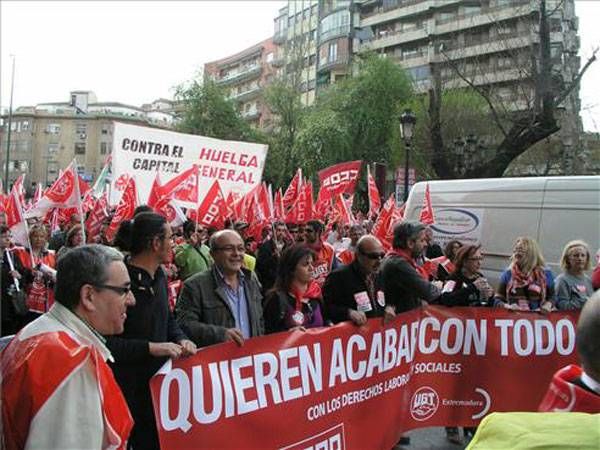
[0,157,436,251]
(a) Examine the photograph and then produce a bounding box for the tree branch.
[439,48,509,136]
[555,48,598,106]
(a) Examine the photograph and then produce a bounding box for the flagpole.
[3,55,16,189]
[72,160,86,243]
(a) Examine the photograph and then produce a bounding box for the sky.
[1,0,599,131]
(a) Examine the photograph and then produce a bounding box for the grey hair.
[577,291,600,380]
[54,244,124,310]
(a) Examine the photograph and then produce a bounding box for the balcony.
[317,54,351,72]
[319,24,352,43]
[359,27,428,52]
[271,53,285,67]
[216,64,261,86]
[434,0,530,33]
[229,86,262,102]
[274,28,287,44]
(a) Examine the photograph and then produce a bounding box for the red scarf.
[386,248,430,281]
[507,264,547,304]
[290,281,322,312]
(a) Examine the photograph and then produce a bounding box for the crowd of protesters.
[0,202,599,449]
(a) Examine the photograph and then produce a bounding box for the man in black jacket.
[106,212,196,450]
[323,235,386,325]
[380,221,441,323]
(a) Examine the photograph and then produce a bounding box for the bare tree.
[426,0,596,178]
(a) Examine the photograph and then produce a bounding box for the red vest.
[311,243,336,287]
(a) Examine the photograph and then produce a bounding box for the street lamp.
[4,55,16,189]
[399,109,416,201]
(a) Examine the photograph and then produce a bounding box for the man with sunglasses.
[1,245,135,449]
[323,235,386,326]
[176,229,264,347]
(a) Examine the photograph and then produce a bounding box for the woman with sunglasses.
[263,244,325,333]
[439,245,494,307]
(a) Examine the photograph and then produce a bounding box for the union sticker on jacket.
[354,291,372,312]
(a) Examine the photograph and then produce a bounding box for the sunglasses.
[361,251,385,260]
[93,284,131,297]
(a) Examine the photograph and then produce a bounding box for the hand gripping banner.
[150,307,578,450]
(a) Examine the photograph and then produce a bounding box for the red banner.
[150,307,578,450]
[318,161,362,201]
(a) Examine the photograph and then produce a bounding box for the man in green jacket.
[174,221,213,281]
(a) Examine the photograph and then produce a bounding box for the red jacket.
[538,365,600,413]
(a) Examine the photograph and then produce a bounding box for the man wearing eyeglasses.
[323,235,386,326]
[176,229,264,347]
[1,244,135,449]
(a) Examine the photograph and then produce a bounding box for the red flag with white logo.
[147,172,163,208]
[5,183,28,246]
[157,165,199,205]
[196,180,227,229]
[105,177,138,243]
[285,182,313,224]
[330,193,355,226]
[85,193,109,242]
[282,168,302,211]
[419,183,435,225]
[318,160,362,203]
[367,165,381,218]
[28,162,80,215]
[372,194,395,250]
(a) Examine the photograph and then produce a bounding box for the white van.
[403,176,600,288]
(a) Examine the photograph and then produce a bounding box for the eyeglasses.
[214,245,246,253]
[360,251,385,260]
[93,284,131,297]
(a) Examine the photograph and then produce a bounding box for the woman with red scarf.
[13,224,57,319]
[493,236,555,312]
[263,244,325,333]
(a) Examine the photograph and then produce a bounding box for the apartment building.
[274,1,320,105]
[354,0,582,163]
[204,38,278,128]
[0,91,176,187]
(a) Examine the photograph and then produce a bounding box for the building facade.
[204,38,278,128]
[0,91,176,187]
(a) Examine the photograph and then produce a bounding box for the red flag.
[157,165,199,205]
[314,186,331,221]
[285,182,313,224]
[28,162,80,215]
[318,160,362,202]
[197,180,227,229]
[33,183,43,204]
[274,188,284,221]
[85,193,109,242]
[419,183,435,225]
[367,166,381,218]
[78,175,91,196]
[147,172,163,208]
[5,183,28,246]
[155,195,187,227]
[372,194,396,250]
[330,194,354,226]
[81,189,97,214]
[105,177,138,243]
[257,183,272,221]
[282,168,302,211]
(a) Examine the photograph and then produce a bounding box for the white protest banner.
[109,122,268,207]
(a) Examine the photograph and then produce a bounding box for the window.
[74,143,86,155]
[47,123,61,134]
[21,120,30,131]
[48,144,59,154]
[101,124,110,134]
[309,54,316,66]
[100,142,108,154]
[550,18,562,32]
[266,52,274,63]
[328,42,338,62]
[75,122,87,134]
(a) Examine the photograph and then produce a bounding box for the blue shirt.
[215,266,251,338]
